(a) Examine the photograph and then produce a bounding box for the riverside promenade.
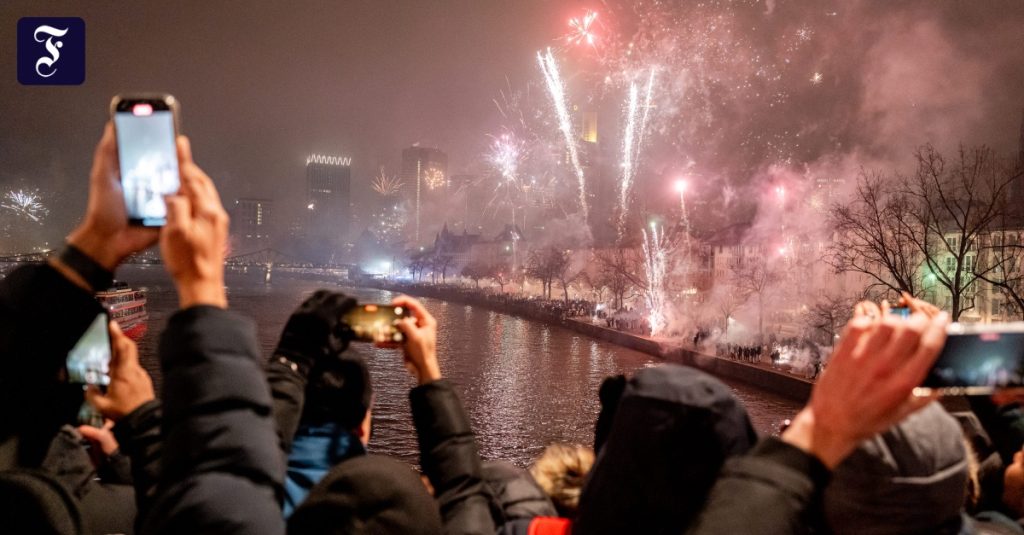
[358,281,813,403]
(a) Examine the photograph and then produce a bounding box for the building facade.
[306,154,352,264]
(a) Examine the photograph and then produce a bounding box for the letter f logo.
[18,17,85,85]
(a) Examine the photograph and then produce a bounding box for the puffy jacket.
[141,306,285,535]
[283,423,365,517]
[411,379,496,535]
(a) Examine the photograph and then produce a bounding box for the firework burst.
[372,168,404,196]
[618,68,658,238]
[642,222,668,337]
[489,132,524,182]
[423,168,446,190]
[566,9,599,47]
[1,189,47,223]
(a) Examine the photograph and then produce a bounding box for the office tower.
[306,154,352,263]
[400,146,448,245]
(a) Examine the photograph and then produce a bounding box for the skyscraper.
[400,146,448,245]
[306,154,352,263]
[232,198,272,251]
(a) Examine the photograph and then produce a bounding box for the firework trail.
[537,47,588,220]
[617,68,657,238]
[642,223,668,337]
[1,189,47,223]
[372,167,404,196]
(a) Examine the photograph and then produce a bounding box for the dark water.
[124,266,801,467]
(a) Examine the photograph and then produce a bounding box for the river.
[123,265,801,467]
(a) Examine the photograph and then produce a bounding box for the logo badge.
[17,17,85,85]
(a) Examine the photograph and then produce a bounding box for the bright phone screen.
[114,106,179,226]
[924,331,1024,389]
[66,313,111,386]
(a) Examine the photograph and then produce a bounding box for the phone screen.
[922,329,1024,394]
[67,312,111,386]
[114,103,179,226]
[342,304,409,343]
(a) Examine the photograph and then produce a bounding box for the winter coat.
[141,306,286,535]
[482,459,557,525]
[411,379,497,535]
[575,364,758,535]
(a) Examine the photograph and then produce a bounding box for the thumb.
[77,424,104,442]
[85,385,113,415]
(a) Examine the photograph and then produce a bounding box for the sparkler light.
[537,47,588,219]
[617,68,657,238]
[566,9,598,47]
[642,223,668,337]
[1,189,47,223]
[372,167,404,196]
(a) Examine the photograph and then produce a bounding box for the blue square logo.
[17,17,85,85]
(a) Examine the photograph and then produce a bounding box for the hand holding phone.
[110,94,181,227]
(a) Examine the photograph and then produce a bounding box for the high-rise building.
[400,146,448,245]
[232,198,273,251]
[306,154,352,263]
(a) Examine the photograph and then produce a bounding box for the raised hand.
[392,295,441,385]
[782,311,949,468]
[86,321,155,421]
[66,122,159,270]
[160,136,230,309]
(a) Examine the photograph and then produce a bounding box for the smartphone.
[342,304,410,344]
[110,94,181,226]
[917,322,1024,396]
[890,306,912,319]
[67,311,112,387]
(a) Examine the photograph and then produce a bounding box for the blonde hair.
[530,444,595,517]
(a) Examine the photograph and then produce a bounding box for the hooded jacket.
[574,364,757,535]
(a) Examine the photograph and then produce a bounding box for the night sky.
[2,0,1023,246]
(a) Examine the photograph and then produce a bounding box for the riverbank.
[358,280,813,403]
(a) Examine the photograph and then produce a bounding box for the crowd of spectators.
[9,124,1024,535]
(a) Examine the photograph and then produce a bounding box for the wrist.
[176,280,227,309]
[417,359,442,385]
[781,409,856,469]
[68,225,120,271]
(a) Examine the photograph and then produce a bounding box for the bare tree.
[486,264,512,293]
[827,170,923,297]
[730,256,782,340]
[975,219,1024,320]
[593,248,644,310]
[711,282,747,336]
[462,261,489,288]
[802,293,855,348]
[526,246,569,300]
[901,145,1016,320]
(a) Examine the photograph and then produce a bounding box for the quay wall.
[359,281,812,403]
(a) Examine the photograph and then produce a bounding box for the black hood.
[575,364,757,535]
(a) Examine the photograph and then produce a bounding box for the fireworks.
[372,167,404,196]
[810,72,823,85]
[423,168,446,190]
[1,189,47,223]
[489,132,523,182]
[566,9,599,47]
[537,47,588,219]
[642,222,668,337]
[617,68,657,238]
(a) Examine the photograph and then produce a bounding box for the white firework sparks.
[567,9,599,47]
[372,168,404,196]
[810,71,823,85]
[537,47,588,219]
[642,223,668,337]
[618,68,657,238]
[1,189,47,223]
[489,132,523,182]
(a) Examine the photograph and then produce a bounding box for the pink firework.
[566,10,599,47]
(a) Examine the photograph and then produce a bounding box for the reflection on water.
[126,266,800,467]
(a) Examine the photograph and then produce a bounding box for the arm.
[686,438,829,535]
[143,306,284,535]
[395,296,495,535]
[411,380,495,535]
[140,135,283,534]
[691,311,949,533]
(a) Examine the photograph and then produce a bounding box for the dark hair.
[301,356,372,429]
